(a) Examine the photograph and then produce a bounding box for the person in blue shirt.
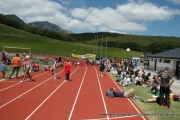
[99,58,105,77]
[1,61,7,79]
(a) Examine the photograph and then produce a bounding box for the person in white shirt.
[119,75,132,86]
[135,74,144,85]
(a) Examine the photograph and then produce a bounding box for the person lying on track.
[106,88,139,99]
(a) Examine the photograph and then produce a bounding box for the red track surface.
[0,58,148,120]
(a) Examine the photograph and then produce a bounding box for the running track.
[0,58,148,120]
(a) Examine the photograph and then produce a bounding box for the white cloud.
[0,0,180,33]
[167,0,180,5]
[116,2,180,21]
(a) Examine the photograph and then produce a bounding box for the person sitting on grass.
[119,75,132,86]
[134,74,144,85]
[148,74,161,94]
[32,62,40,72]
[43,63,51,71]
[106,88,139,99]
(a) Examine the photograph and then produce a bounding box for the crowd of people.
[1,52,72,82]
[98,57,175,109]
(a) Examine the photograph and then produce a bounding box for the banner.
[72,53,96,60]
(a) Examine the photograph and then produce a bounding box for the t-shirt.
[158,72,172,84]
[12,57,21,67]
[115,92,124,97]
[100,59,104,68]
[1,64,6,71]
[33,63,39,69]
[64,63,70,74]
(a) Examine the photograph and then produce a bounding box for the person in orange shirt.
[9,54,21,79]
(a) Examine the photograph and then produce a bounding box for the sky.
[0,0,180,37]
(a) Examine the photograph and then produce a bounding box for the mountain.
[6,14,26,24]
[27,21,73,33]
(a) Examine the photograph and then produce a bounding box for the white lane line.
[0,71,49,92]
[106,73,147,120]
[68,63,87,120]
[25,65,80,120]
[94,66,109,120]
[83,115,139,120]
[0,70,64,109]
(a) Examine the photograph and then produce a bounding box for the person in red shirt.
[32,62,40,72]
[64,60,71,82]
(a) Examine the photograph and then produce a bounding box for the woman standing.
[20,56,32,82]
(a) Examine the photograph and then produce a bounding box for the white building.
[147,48,180,76]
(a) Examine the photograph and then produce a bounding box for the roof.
[147,48,180,59]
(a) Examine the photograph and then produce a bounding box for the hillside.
[27,21,73,33]
[0,23,142,60]
[6,14,26,24]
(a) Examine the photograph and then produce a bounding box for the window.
[151,58,153,61]
[164,60,170,63]
[159,59,162,62]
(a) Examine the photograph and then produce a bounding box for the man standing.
[99,58,105,77]
[64,60,70,82]
[9,54,21,79]
[158,67,174,109]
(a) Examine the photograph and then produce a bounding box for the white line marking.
[25,65,80,120]
[0,71,49,92]
[94,66,109,120]
[106,73,147,120]
[0,70,64,109]
[68,63,87,120]
[82,115,139,120]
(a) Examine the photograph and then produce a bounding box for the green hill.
[6,14,26,24]
[0,23,142,60]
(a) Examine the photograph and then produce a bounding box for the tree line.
[1,14,180,54]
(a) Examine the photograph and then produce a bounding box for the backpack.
[173,94,180,101]
[106,88,115,98]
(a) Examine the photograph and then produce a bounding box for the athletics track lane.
[70,65,108,120]
[0,70,47,90]
[0,66,77,119]
[24,63,86,120]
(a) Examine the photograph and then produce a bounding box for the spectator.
[106,88,138,99]
[158,67,174,109]
[20,55,32,82]
[1,52,7,64]
[51,58,59,80]
[32,62,40,72]
[1,61,7,79]
[99,58,105,77]
[43,63,51,71]
[7,58,11,65]
[64,60,71,82]
[9,54,21,79]
[141,90,174,106]
[119,75,132,86]
[134,74,144,85]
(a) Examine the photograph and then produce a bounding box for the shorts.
[124,89,134,97]
[99,67,104,72]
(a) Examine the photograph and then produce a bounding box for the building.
[147,48,180,76]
